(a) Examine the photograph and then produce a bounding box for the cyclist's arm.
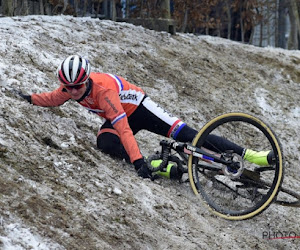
[99,90,143,163]
[31,85,70,107]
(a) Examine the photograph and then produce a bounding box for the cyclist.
[18,55,272,179]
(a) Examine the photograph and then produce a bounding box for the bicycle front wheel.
[188,112,284,220]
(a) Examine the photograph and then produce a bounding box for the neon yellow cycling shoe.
[150,159,182,179]
[243,149,275,166]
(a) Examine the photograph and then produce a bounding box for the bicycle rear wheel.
[188,112,284,220]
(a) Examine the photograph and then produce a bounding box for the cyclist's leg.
[129,96,187,137]
[127,97,185,178]
[131,97,272,169]
[95,99,160,162]
[96,120,130,163]
[177,125,244,154]
[133,96,245,155]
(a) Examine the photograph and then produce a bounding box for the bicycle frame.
[150,140,242,177]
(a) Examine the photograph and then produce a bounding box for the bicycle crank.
[222,153,244,179]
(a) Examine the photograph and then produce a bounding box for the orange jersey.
[31,73,145,163]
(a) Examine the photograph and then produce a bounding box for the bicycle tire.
[188,112,284,220]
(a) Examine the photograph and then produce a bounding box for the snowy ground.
[0,15,300,249]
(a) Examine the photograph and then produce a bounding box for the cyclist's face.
[65,83,86,100]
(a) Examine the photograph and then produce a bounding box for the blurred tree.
[277,0,287,48]
[249,0,276,47]
[173,0,220,34]
[1,0,298,49]
[22,0,29,15]
[225,0,232,39]
[171,0,298,48]
[287,0,300,49]
[2,0,15,16]
[39,0,45,14]
[160,0,171,19]
[52,0,68,14]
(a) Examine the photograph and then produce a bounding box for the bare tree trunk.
[277,0,287,48]
[96,0,102,18]
[39,0,44,15]
[298,0,300,49]
[216,21,221,37]
[45,0,52,15]
[240,3,244,43]
[216,3,221,37]
[225,0,232,39]
[287,0,299,49]
[249,27,254,44]
[61,0,68,14]
[267,0,270,46]
[111,0,116,20]
[82,0,88,16]
[14,0,21,15]
[125,0,129,18]
[2,0,15,16]
[259,16,263,47]
[205,14,209,35]
[293,0,300,33]
[140,0,144,18]
[160,0,171,19]
[73,0,79,16]
[22,0,29,15]
[180,6,188,33]
[103,0,108,18]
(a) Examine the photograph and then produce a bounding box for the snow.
[0,219,63,250]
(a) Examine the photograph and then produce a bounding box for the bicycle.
[146,112,300,220]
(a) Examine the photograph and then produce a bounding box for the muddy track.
[0,15,299,249]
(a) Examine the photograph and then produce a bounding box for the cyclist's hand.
[134,158,153,179]
[18,92,32,103]
[11,88,31,103]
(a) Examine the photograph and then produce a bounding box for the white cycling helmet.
[57,55,91,86]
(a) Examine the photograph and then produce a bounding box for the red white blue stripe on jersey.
[141,96,186,139]
[111,112,127,125]
[167,120,186,139]
[107,73,124,93]
[83,107,105,114]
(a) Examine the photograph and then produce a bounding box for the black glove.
[18,92,32,103]
[133,158,153,179]
[10,88,32,103]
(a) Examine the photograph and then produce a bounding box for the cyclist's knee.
[97,132,120,153]
[97,132,130,162]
